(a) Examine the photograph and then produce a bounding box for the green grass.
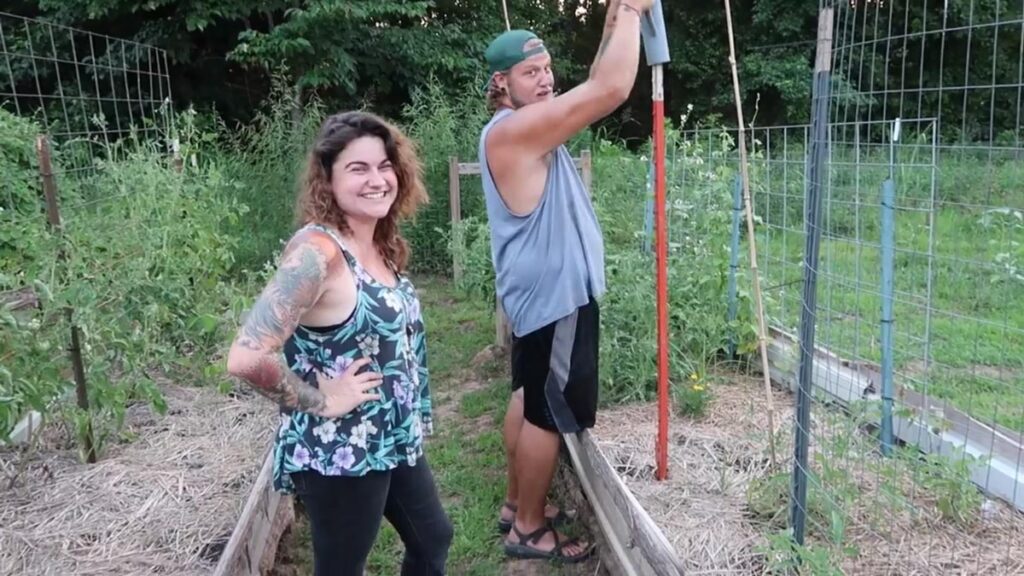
[755,198,1024,430]
[364,274,504,574]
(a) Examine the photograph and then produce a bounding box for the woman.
[226,110,452,575]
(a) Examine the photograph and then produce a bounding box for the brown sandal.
[503,523,593,564]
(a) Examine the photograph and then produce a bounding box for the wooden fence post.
[172,137,183,173]
[448,156,462,285]
[581,149,593,196]
[36,134,96,464]
[495,303,511,349]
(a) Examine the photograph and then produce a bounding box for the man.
[477,0,653,563]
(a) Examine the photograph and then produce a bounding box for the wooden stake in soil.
[172,138,183,173]
[721,0,778,468]
[448,156,462,285]
[36,134,96,464]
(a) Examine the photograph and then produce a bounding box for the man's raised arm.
[490,1,650,159]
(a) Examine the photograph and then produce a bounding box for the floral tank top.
[272,223,433,494]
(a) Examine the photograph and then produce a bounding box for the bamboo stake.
[722,0,778,468]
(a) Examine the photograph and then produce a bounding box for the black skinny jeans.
[290,457,453,576]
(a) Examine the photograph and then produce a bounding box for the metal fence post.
[727,174,743,358]
[791,6,833,547]
[880,119,900,456]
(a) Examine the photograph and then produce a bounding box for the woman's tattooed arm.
[226,234,337,414]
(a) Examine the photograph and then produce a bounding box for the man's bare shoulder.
[485,105,556,165]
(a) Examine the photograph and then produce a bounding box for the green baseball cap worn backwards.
[484,29,548,89]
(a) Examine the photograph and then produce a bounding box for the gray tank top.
[478,108,606,337]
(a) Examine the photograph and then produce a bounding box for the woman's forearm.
[232,352,327,414]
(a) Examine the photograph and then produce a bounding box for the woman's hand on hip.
[318,357,383,418]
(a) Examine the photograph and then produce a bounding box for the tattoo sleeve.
[231,240,332,415]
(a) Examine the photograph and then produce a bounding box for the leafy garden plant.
[0,104,286,461]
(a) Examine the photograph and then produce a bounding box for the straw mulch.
[0,381,277,576]
[591,373,1024,575]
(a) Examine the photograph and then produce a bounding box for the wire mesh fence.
[656,2,1024,571]
[0,10,177,274]
[0,10,177,241]
[824,2,1024,428]
[0,10,174,181]
[791,2,1023,571]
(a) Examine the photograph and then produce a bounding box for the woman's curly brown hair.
[294,111,428,272]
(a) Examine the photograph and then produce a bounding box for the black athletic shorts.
[510,298,599,434]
